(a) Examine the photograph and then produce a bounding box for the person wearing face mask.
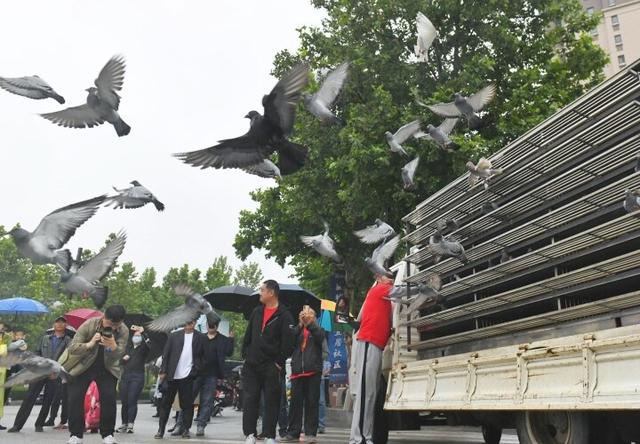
[116,325,150,434]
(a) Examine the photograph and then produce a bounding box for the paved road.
[0,403,519,444]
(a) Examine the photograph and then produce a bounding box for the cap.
[54,316,67,323]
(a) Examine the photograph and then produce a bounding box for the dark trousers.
[12,378,58,429]
[119,372,145,425]
[287,374,321,438]
[242,363,281,439]
[48,381,68,424]
[68,367,118,438]
[157,377,195,434]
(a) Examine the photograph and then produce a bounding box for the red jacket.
[357,282,393,349]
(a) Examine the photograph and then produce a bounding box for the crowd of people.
[0,273,394,444]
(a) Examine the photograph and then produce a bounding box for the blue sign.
[328,331,348,384]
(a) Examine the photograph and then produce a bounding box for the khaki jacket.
[59,317,129,378]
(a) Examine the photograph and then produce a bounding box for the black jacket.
[120,334,151,375]
[290,321,324,375]
[160,329,205,380]
[37,332,72,361]
[242,304,295,369]
[200,333,234,378]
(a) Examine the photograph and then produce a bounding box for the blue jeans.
[193,375,217,428]
[318,377,327,430]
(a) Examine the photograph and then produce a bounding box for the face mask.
[132,335,142,345]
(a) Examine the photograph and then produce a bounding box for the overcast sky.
[0,0,325,285]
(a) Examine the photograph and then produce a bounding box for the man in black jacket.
[155,320,204,439]
[242,280,295,444]
[7,316,72,433]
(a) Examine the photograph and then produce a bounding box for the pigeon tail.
[56,249,72,272]
[90,287,108,309]
[277,140,309,175]
[114,118,131,137]
[492,167,504,175]
[445,141,460,151]
[152,199,165,212]
[468,114,483,130]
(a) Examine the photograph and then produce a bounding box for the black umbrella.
[243,284,320,320]
[123,313,167,362]
[203,285,254,312]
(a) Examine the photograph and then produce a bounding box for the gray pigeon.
[400,274,443,316]
[481,201,499,215]
[0,351,69,387]
[467,157,503,189]
[422,84,496,129]
[354,219,396,244]
[624,189,640,213]
[147,284,220,332]
[385,120,425,156]
[303,62,349,125]
[500,248,512,263]
[635,155,640,173]
[414,12,437,63]
[300,221,341,263]
[401,156,420,190]
[40,55,131,137]
[436,217,459,233]
[428,232,468,264]
[365,234,401,277]
[59,231,127,308]
[107,181,165,211]
[424,118,459,151]
[7,195,107,270]
[0,75,65,103]
[242,159,282,179]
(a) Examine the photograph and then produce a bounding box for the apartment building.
[583,0,640,77]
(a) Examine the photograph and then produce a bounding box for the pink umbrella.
[64,308,103,330]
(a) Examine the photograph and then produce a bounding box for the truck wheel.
[516,411,589,444]
[482,424,503,444]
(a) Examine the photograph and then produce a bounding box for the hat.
[54,316,67,323]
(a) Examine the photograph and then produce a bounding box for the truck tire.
[516,411,589,444]
[482,424,503,444]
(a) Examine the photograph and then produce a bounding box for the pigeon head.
[130,180,142,186]
[374,218,383,225]
[85,87,99,95]
[430,232,443,243]
[8,227,29,241]
[426,124,436,132]
[302,92,313,105]
[245,110,260,119]
[384,131,393,140]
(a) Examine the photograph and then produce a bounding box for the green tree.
[234,0,607,308]
[233,262,263,289]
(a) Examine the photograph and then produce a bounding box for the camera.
[99,326,113,339]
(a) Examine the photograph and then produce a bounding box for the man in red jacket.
[349,273,394,444]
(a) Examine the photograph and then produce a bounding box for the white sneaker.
[245,434,257,444]
[102,435,118,444]
[266,439,277,444]
[67,437,83,444]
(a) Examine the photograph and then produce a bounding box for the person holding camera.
[116,325,150,434]
[60,305,129,444]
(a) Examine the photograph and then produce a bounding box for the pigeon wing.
[147,305,201,332]
[0,350,33,368]
[402,156,420,180]
[416,12,437,53]
[426,101,461,118]
[354,221,395,244]
[476,157,493,170]
[173,283,196,299]
[77,231,126,284]
[40,104,105,128]
[393,120,421,144]
[315,62,349,107]
[372,234,401,266]
[3,368,42,387]
[466,84,496,112]
[263,63,310,136]
[32,195,107,250]
[95,55,126,109]
[0,76,50,99]
[438,118,459,135]
[300,234,323,247]
[242,160,280,178]
[174,135,268,170]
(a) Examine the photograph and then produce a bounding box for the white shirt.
[174,332,194,380]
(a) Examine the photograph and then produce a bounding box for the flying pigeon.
[303,62,349,125]
[107,181,165,211]
[428,232,468,264]
[174,64,310,176]
[7,195,107,270]
[422,84,496,129]
[423,118,459,151]
[0,351,69,387]
[365,234,401,277]
[59,231,127,308]
[401,156,420,190]
[395,274,443,316]
[436,217,459,234]
[467,157,503,189]
[242,159,282,179]
[0,75,65,103]
[40,55,131,137]
[300,221,341,263]
[354,219,396,244]
[624,189,640,213]
[147,284,220,332]
[414,12,438,63]
[385,120,425,156]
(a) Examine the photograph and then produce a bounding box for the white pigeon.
[303,62,349,125]
[385,120,426,156]
[59,231,127,308]
[402,156,421,190]
[354,219,396,244]
[365,234,401,277]
[0,75,65,103]
[107,180,165,211]
[0,351,69,387]
[423,84,496,129]
[148,284,220,332]
[300,221,341,263]
[414,12,438,62]
[467,157,503,189]
[242,159,282,179]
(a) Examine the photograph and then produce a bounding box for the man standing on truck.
[349,273,394,444]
